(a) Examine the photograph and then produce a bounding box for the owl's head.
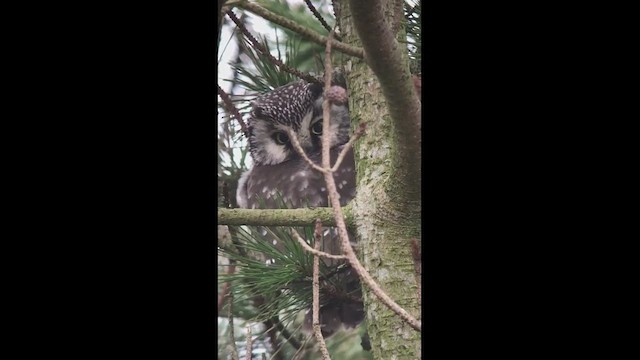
[246,80,350,165]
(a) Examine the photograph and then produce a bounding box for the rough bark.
[337,0,422,358]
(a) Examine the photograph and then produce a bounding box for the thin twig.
[320,29,422,332]
[226,10,321,84]
[312,228,331,360]
[286,129,328,174]
[290,228,347,260]
[218,84,248,136]
[330,122,366,173]
[227,287,239,360]
[245,326,252,360]
[237,1,364,59]
[302,0,341,40]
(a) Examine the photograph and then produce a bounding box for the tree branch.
[291,228,347,260]
[320,28,422,332]
[348,0,422,198]
[302,0,341,40]
[312,225,331,360]
[217,207,354,228]
[237,1,364,59]
[286,128,328,174]
[245,325,252,360]
[330,122,366,173]
[227,286,240,360]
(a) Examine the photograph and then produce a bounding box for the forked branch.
[287,28,422,333]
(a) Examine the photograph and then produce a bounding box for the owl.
[236,79,363,337]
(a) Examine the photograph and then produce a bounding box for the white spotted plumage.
[235,78,363,338]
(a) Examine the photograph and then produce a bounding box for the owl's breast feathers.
[234,144,363,338]
[237,146,356,210]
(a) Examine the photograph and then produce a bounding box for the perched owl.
[236,79,363,337]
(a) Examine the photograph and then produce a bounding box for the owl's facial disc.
[247,81,350,166]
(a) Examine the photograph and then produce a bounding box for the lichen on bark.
[336,0,422,358]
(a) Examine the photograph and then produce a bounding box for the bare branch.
[218,84,248,136]
[286,128,328,174]
[217,207,354,228]
[245,325,252,360]
[330,122,366,173]
[227,287,239,360]
[312,230,331,360]
[237,1,364,59]
[226,10,321,84]
[290,228,347,260]
[320,29,422,332]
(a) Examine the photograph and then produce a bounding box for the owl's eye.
[272,132,289,145]
[311,121,323,135]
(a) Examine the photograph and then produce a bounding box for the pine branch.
[302,0,340,40]
[237,1,364,59]
[319,28,422,332]
[312,222,331,360]
[217,207,354,228]
[226,10,321,84]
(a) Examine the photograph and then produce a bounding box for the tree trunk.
[337,0,422,358]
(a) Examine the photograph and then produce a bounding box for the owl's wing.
[234,146,363,337]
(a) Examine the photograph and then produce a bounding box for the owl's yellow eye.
[273,132,289,145]
[311,121,323,135]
